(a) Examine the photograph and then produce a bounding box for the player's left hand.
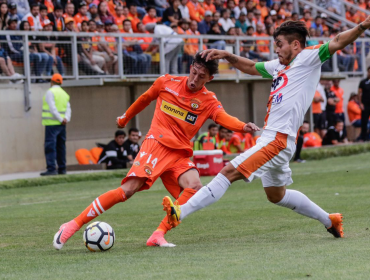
[243,122,260,132]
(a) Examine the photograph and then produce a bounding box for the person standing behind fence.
[41,74,72,176]
[358,66,370,141]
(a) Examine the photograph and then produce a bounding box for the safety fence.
[0,30,369,85]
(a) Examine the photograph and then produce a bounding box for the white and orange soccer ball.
[83,221,115,252]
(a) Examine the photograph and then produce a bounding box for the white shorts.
[230,130,297,187]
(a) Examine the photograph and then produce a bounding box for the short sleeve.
[302,42,332,67]
[255,59,279,79]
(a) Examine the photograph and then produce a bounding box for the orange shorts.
[121,139,199,199]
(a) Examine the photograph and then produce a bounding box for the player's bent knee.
[220,164,244,183]
[265,187,286,204]
[187,181,203,191]
[120,177,146,198]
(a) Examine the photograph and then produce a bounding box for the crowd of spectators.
[0,0,369,80]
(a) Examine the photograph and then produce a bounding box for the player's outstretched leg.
[53,178,145,250]
[267,188,344,238]
[147,188,196,247]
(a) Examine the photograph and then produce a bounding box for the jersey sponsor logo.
[161,100,198,125]
[144,165,153,175]
[270,73,288,95]
[165,87,179,96]
[170,78,181,82]
[272,93,283,105]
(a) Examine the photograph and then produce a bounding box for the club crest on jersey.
[190,99,201,110]
[161,100,198,125]
[144,165,153,175]
[271,73,288,95]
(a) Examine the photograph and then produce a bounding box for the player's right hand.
[243,122,260,132]
[201,49,228,62]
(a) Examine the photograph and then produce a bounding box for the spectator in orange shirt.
[74,1,89,30]
[184,20,205,72]
[114,5,126,31]
[331,79,346,133]
[44,0,54,14]
[108,0,124,17]
[346,7,364,24]
[142,6,158,25]
[256,0,269,19]
[202,0,216,14]
[312,89,325,134]
[253,23,269,58]
[136,22,154,52]
[347,92,369,134]
[301,121,322,148]
[187,0,205,22]
[127,4,141,32]
[63,3,75,20]
[39,4,49,28]
[300,11,312,29]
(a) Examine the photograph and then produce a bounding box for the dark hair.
[292,12,298,17]
[192,51,219,76]
[246,26,254,32]
[19,20,29,30]
[367,66,370,71]
[273,20,309,48]
[334,119,344,125]
[123,19,131,25]
[115,130,126,137]
[208,123,218,130]
[30,3,39,9]
[129,128,139,134]
[219,125,228,131]
[40,4,47,11]
[146,6,156,12]
[88,19,96,25]
[54,4,63,11]
[136,21,142,30]
[303,120,309,124]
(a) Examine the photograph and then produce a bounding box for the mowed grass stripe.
[1,153,370,279]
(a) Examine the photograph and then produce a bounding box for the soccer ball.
[83,221,115,252]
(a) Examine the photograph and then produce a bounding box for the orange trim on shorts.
[236,132,288,178]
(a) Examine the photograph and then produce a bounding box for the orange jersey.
[202,2,216,13]
[303,132,322,148]
[253,32,269,53]
[117,75,246,155]
[184,29,206,56]
[331,85,344,114]
[347,100,362,122]
[312,90,322,114]
[74,13,89,27]
[187,1,205,22]
[114,15,126,31]
[142,15,157,25]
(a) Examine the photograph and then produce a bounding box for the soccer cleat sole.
[162,196,181,228]
[327,213,344,238]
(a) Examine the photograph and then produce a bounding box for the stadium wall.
[0,78,359,175]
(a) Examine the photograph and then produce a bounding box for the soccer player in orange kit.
[53,52,259,249]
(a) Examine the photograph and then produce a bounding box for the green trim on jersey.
[319,41,332,63]
[255,62,273,79]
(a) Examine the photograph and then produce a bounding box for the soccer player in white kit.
[163,19,370,239]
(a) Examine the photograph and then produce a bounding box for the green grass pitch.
[1,153,370,279]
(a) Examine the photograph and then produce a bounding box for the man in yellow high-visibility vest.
[41,74,72,176]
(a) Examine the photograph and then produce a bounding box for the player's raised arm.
[201,49,262,76]
[116,76,164,128]
[215,110,260,133]
[328,16,370,55]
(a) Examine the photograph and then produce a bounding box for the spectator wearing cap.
[202,0,216,14]
[38,19,65,76]
[269,9,278,26]
[64,16,75,31]
[39,4,49,28]
[8,3,21,24]
[162,0,182,26]
[87,3,99,21]
[9,0,29,20]
[142,6,158,25]
[113,5,126,31]
[47,4,65,31]
[187,0,205,23]
[41,74,72,176]
[63,3,75,20]
[22,3,42,30]
[198,10,212,34]
[145,23,183,74]
[320,13,329,32]
[179,0,190,21]
[98,1,115,26]
[218,9,234,34]
[127,4,140,32]
[74,1,89,30]
[235,11,247,33]
[98,130,130,169]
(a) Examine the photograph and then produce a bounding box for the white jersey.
[255,42,331,138]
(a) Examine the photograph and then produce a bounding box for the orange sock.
[156,188,197,233]
[74,187,127,228]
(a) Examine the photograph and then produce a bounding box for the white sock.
[180,173,231,220]
[276,189,332,228]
